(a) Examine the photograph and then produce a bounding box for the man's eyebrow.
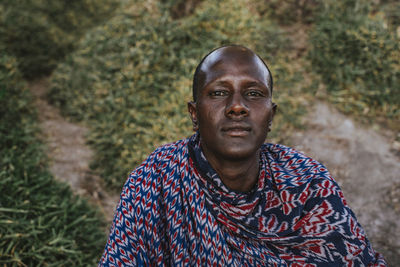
[210,80,231,87]
[207,80,269,90]
[243,81,270,92]
[243,81,264,88]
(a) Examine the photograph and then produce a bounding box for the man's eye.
[246,90,263,97]
[209,91,228,97]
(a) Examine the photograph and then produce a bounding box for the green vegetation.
[49,0,306,188]
[0,0,118,79]
[254,0,320,25]
[309,0,399,129]
[0,51,106,266]
[2,0,398,264]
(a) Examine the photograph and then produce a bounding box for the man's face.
[188,47,276,161]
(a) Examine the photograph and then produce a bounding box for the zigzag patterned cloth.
[99,133,386,266]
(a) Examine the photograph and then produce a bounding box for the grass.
[49,0,307,189]
[0,0,118,79]
[308,0,399,130]
[1,0,398,264]
[0,51,106,266]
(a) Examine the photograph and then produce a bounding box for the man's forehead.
[199,46,271,88]
[200,46,257,72]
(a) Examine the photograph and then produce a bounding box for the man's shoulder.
[262,143,314,162]
[262,142,331,179]
[150,137,189,159]
[131,137,190,174]
[122,137,190,194]
[262,143,342,202]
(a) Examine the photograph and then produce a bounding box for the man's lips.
[221,124,251,136]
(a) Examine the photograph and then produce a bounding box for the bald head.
[192,45,273,101]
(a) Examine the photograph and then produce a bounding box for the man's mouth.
[222,124,251,137]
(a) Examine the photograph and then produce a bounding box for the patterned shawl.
[99,133,386,266]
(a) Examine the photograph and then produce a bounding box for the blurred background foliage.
[1,0,399,265]
[0,48,105,266]
[253,0,321,25]
[309,0,399,128]
[0,0,119,79]
[48,0,303,188]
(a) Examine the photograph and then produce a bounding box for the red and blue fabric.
[99,133,386,266]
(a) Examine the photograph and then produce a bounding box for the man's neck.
[201,148,260,193]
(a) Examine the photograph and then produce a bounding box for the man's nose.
[225,93,249,118]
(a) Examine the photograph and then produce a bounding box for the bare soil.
[29,78,119,226]
[291,102,400,265]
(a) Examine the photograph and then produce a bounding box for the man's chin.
[219,146,258,161]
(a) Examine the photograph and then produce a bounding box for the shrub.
[49,0,302,188]
[373,0,400,30]
[0,51,106,266]
[253,0,320,25]
[309,0,399,128]
[0,0,118,79]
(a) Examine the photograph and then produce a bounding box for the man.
[99,45,386,266]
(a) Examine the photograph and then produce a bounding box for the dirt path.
[291,102,400,265]
[29,78,119,226]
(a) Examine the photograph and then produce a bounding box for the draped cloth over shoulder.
[99,133,387,266]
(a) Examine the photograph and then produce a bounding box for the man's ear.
[268,102,277,132]
[271,102,277,119]
[187,101,198,131]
